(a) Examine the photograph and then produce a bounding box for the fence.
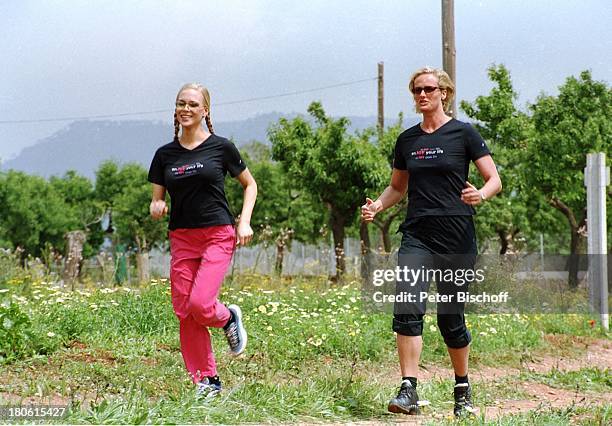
[149,238,365,277]
[12,241,609,288]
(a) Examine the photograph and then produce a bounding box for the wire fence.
[149,238,365,277]
[10,240,607,289]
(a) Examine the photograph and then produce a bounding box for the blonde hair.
[408,67,455,113]
[173,83,214,143]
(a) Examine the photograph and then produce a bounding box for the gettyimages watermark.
[372,265,486,287]
[360,254,610,315]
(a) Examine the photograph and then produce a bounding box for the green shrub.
[0,300,35,362]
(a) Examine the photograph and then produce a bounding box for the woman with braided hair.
[148,83,257,397]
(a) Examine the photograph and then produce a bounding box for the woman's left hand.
[236,221,254,246]
[461,181,483,206]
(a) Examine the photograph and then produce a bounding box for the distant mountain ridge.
[2,112,416,179]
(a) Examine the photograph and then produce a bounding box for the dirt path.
[379,336,612,423]
[1,336,610,423]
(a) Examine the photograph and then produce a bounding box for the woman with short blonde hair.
[362,66,501,417]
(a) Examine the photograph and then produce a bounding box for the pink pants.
[169,225,235,383]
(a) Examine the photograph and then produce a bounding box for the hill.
[2,113,412,179]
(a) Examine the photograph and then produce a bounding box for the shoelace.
[226,323,239,347]
[397,383,412,397]
[197,381,214,393]
[454,385,470,405]
[196,381,220,398]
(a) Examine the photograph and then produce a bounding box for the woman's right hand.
[361,197,381,223]
[150,200,168,219]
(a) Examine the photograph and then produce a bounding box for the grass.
[428,405,612,426]
[522,367,612,392]
[0,273,610,424]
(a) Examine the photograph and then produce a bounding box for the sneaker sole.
[388,403,419,415]
[454,405,476,417]
[228,304,247,355]
[196,387,221,399]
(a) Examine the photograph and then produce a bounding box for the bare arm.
[235,168,257,245]
[461,155,502,205]
[150,184,168,219]
[362,168,409,222]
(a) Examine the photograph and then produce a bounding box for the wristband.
[479,190,487,201]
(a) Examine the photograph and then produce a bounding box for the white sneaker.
[196,376,221,399]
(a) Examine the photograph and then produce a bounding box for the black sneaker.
[224,304,247,355]
[388,379,420,415]
[453,383,475,417]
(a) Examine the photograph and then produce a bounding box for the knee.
[437,315,472,348]
[187,298,217,324]
[172,296,189,320]
[393,314,424,336]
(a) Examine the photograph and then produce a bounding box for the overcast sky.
[1,0,610,161]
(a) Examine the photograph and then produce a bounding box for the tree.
[525,71,611,288]
[269,102,387,278]
[368,114,407,253]
[113,176,167,283]
[460,64,546,254]
[49,170,105,259]
[225,142,327,274]
[95,161,168,283]
[0,171,72,259]
[94,160,126,234]
[49,170,105,285]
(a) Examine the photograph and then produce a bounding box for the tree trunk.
[373,201,406,254]
[497,229,509,255]
[359,221,371,282]
[567,229,581,289]
[274,228,293,276]
[275,241,285,275]
[136,251,150,283]
[381,222,392,253]
[64,230,86,290]
[329,209,346,279]
[497,228,519,255]
[135,235,150,284]
[550,198,586,289]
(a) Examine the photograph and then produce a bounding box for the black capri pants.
[392,215,477,349]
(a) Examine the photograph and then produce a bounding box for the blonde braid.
[205,114,214,134]
[173,112,180,143]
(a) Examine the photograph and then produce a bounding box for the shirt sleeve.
[464,123,491,161]
[392,134,407,170]
[147,149,165,186]
[223,140,247,177]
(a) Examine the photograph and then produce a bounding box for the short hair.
[408,67,455,113]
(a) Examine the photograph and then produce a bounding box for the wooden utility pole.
[361,61,385,281]
[442,0,456,117]
[377,61,384,136]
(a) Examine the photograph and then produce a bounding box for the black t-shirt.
[393,118,490,220]
[147,135,246,230]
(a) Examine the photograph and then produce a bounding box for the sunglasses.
[175,101,203,110]
[411,86,441,95]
